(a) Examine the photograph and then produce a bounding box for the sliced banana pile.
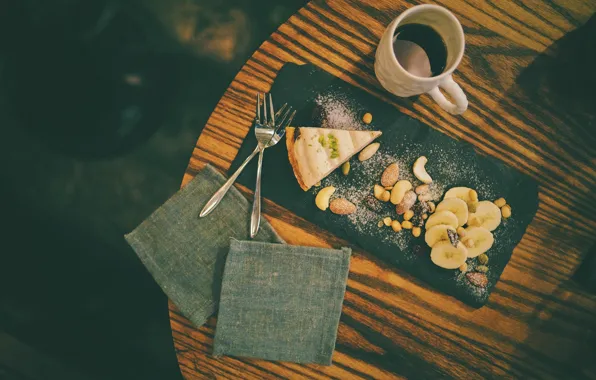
[425,187,509,283]
[313,149,514,290]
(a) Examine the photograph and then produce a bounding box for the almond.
[417,193,432,202]
[466,272,488,288]
[381,163,399,187]
[358,142,380,162]
[330,198,356,215]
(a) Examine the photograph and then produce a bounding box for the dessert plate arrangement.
[230,63,538,307]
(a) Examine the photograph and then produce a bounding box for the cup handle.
[427,75,468,115]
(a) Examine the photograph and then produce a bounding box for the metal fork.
[199,93,293,218]
[250,93,295,238]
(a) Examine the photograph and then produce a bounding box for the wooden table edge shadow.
[169,1,596,379]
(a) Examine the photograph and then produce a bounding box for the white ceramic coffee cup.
[374,4,468,115]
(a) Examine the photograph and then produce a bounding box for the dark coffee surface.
[393,23,447,77]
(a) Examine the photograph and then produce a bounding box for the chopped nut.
[501,204,512,218]
[383,217,392,226]
[413,201,429,215]
[362,112,373,124]
[422,213,428,220]
[427,201,436,213]
[456,227,466,238]
[477,253,489,265]
[459,263,468,272]
[341,161,350,176]
[401,220,413,229]
[364,195,384,212]
[417,193,432,202]
[381,190,391,202]
[403,210,414,221]
[391,220,402,232]
[373,184,384,200]
[464,238,475,248]
[358,142,380,161]
[330,199,356,215]
[466,272,488,287]
[469,189,479,202]
[415,184,429,195]
[476,265,489,273]
[413,216,424,227]
[314,181,321,187]
[396,191,417,215]
[384,186,393,190]
[412,227,421,237]
[494,197,506,208]
[447,229,459,247]
[381,163,399,187]
[377,220,384,228]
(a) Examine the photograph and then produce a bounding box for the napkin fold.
[125,164,283,327]
[214,239,351,365]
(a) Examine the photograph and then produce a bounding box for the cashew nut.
[315,186,336,211]
[390,180,412,205]
[413,156,433,184]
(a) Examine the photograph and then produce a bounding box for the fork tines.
[256,92,295,136]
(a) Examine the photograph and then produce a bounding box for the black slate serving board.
[229,63,538,307]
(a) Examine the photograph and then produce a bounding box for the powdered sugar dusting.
[315,92,365,130]
[308,89,523,305]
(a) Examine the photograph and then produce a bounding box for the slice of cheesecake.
[286,127,382,191]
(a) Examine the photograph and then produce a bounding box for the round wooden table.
[170,1,596,378]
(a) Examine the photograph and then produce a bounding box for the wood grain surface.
[170,0,596,378]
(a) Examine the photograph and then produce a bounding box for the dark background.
[0,0,306,379]
[0,1,594,379]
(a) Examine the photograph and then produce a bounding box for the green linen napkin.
[213,239,351,365]
[124,164,283,328]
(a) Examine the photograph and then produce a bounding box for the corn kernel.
[494,197,506,208]
[501,204,512,218]
[362,112,373,124]
[403,210,414,221]
[412,227,421,237]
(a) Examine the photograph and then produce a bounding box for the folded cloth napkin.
[214,239,351,365]
[125,164,283,328]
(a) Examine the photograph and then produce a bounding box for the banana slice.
[435,198,468,227]
[430,241,468,269]
[425,225,456,248]
[425,210,459,229]
[468,201,502,231]
[464,227,494,257]
[444,187,474,202]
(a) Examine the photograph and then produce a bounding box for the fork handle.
[199,146,260,218]
[250,149,264,238]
